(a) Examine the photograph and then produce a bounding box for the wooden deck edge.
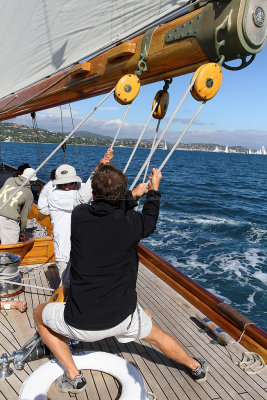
[20,237,55,265]
[137,243,267,362]
[0,238,34,260]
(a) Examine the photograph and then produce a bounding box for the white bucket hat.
[53,164,82,186]
[21,168,38,181]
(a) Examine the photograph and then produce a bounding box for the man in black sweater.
[34,164,208,394]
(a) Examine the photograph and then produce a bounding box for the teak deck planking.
[0,262,266,400]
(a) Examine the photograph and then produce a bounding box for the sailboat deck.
[0,262,266,400]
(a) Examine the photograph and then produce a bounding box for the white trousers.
[0,215,20,245]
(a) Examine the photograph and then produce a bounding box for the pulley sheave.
[152,90,169,119]
[191,63,222,101]
[114,74,140,105]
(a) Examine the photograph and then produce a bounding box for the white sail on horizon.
[0,0,188,100]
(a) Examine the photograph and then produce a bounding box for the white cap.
[21,168,38,181]
[53,164,82,186]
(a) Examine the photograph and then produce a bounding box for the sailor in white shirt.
[38,149,113,282]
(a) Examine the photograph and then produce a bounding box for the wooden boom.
[0,0,266,121]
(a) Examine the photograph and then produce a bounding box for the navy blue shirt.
[64,190,161,330]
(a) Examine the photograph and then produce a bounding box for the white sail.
[0,0,188,100]
[225,145,229,153]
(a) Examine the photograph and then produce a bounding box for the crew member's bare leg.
[34,303,79,380]
[143,324,200,370]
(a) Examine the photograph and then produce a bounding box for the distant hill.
[0,122,252,153]
[76,130,113,140]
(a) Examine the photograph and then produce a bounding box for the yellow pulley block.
[152,90,169,119]
[190,63,223,101]
[114,74,140,105]
[49,285,69,303]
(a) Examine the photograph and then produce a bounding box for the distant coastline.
[1,122,265,155]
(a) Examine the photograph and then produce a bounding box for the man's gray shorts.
[42,302,152,343]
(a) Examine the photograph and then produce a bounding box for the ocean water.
[1,142,266,331]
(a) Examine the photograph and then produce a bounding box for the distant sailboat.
[248,148,252,154]
[225,145,229,153]
[214,146,220,152]
[163,141,167,150]
[261,146,266,155]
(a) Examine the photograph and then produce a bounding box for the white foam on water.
[244,249,262,268]
[253,270,267,285]
[247,227,267,243]
[212,253,250,280]
[190,215,242,227]
[207,288,231,304]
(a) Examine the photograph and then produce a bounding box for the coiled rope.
[226,324,266,375]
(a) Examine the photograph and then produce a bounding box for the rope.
[31,112,47,174]
[110,103,132,149]
[60,106,67,164]
[224,322,266,375]
[236,322,255,343]
[123,100,159,174]
[225,346,266,375]
[157,101,206,174]
[0,278,54,292]
[69,103,84,181]
[143,120,161,183]
[130,75,197,190]
[0,87,115,212]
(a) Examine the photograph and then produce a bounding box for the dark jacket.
[64,189,161,330]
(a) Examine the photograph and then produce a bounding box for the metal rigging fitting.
[114,74,141,105]
[114,26,158,105]
[152,79,172,120]
[190,63,223,101]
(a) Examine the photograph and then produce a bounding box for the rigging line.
[123,100,159,174]
[130,75,197,191]
[0,95,18,112]
[110,103,132,149]
[31,113,48,177]
[143,120,161,183]
[69,103,84,180]
[60,106,67,164]
[0,88,115,211]
[0,278,54,292]
[157,101,206,174]
[0,70,74,116]
[31,113,42,167]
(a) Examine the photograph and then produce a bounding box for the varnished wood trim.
[0,238,34,261]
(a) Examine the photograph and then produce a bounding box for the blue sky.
[12,44,267,150]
